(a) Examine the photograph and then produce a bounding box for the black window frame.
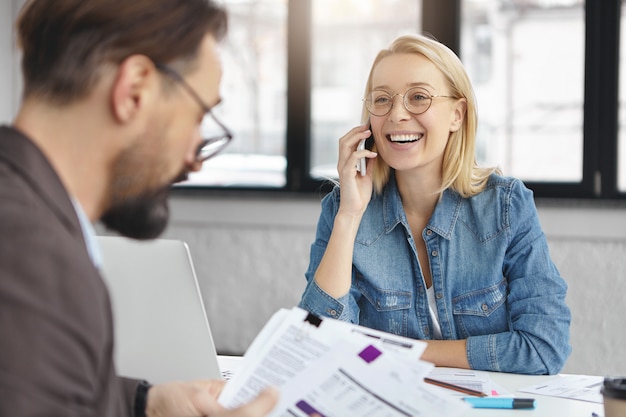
[174,0,626,201]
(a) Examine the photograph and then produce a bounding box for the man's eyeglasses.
[363,87,456,117]
[155,63,233,162]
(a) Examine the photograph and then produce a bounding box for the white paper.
[426,367,511,397]
[518,374,604,403]
[218,307,469,417]
[219,308,334,407]
[271,341,468,417]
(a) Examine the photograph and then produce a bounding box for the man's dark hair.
[16,0,227,104]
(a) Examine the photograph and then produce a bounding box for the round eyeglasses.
[363,87,455,117]
[155,63,233,162]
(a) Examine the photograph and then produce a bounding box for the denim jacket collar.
[382,172,462,240]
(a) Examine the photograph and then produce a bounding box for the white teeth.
[389,133,423,143]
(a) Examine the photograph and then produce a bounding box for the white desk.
[462,372,602,417]
[217,356,603,417]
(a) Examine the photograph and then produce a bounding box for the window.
[178,0,626,200]
[461,0,623,199]
[183,0,288,188]
[462,0,584,182]
[180,0,421,190]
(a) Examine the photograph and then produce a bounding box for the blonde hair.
[362,34,500,197]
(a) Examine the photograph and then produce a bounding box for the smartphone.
[356,129,375,176]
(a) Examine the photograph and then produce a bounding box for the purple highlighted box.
[359,345,382,363]
[296,400,325,417]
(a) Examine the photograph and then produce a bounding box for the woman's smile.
[387,132,424,143]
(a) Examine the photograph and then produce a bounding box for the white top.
[71,197,102,268]
[426,285,443,339]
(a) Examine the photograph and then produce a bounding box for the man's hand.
[146,380,278,417]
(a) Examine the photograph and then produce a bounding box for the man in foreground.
[0,1,277,416]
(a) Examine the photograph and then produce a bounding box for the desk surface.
[464,371,602,417]
[217,356,603,417]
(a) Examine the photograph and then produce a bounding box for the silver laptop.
[97,235,222,384]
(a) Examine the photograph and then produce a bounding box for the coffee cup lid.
[602,378,626,400]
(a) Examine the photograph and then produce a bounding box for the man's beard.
[100,171,189,240]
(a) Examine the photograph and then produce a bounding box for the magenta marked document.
[218,307,469,417]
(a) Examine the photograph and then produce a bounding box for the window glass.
[309,0,421,180]
[183,0,287,187]
[461,0,584,182]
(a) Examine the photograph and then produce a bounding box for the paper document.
[218,307,470,417]
[427,367,511,397]
[518,374,603,403]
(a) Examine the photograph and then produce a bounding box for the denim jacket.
[299,173,571,375]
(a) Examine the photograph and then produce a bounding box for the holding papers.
[218,307,469,417]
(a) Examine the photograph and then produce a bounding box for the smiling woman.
[298,33,572,376]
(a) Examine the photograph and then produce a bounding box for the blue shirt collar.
[71,198,103,269]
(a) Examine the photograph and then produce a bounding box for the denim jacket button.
[435,293,443,299]
[481,303,488,312]
[327,309,337,316]
[431,250,438,257]
[426,229,433,236]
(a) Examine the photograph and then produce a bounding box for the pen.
[424,377,487,397]
[463,397,536,409]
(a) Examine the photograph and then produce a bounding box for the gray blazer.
[0,126,138,416]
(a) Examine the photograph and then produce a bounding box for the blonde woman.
[299,34,571,375]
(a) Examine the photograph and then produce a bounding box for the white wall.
[0,0,21,125]
[2,4,625,377]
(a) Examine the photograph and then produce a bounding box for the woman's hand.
[311,124,378,299]
[336,124,377,218]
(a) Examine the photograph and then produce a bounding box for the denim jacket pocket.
[452,278,509,338]
[355,279,412,335]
